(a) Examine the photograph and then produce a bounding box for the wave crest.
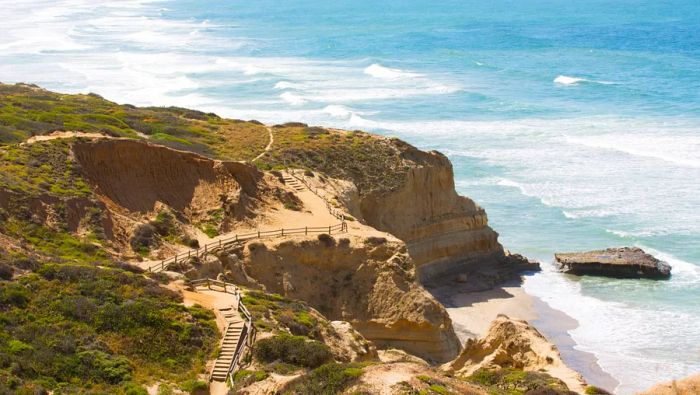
[364,63,421,80]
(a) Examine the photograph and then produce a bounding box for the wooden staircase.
[282,172,305,192]
[211,307,246,382]
[190,278,256,386]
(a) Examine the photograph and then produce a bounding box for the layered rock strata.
[219,234,462,363]
[555,247,671,279]
[330,140,539,286]
[444,314,587,394]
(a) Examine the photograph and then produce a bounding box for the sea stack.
[555,247,671,279]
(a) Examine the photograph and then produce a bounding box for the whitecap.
[565,135,700,169]
[322,105,353,119]
[554,75,588,85]
[279,92,307,106]
[363,63,422,80]
[274,81,303,90]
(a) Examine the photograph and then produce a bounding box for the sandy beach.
[431,279,619,393]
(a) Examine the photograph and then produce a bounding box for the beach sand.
[431,279,618,393]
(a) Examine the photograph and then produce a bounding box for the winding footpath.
[251,126,274,163]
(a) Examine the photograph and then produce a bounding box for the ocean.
[2,0,699,392]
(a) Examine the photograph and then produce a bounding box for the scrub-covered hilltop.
[0,83,581,395]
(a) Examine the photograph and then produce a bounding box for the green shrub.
[179,379,208,393]
[0,264,217,392]
[0,262,13,280]
[233,369,269,383]
[585,385,612,395]
[122,382,148,395]
[429,384,448,395]
[286,363,365,394]
[467,368,574,395]
[254,335,332,368]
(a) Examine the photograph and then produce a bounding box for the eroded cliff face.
[73,139,262,218]
[219,234,461,363]
[321,139,518,286]
[637,373,700,395]
[444,315,586,394]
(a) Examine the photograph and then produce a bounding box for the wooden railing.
[148,222,347,273]
[188,278,257,386]
[287,168,346,221]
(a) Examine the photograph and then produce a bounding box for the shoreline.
[432,278,618,393]
[529,293,619,392]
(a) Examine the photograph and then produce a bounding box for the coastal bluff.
[259,126,540,288]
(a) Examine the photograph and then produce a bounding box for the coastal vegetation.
[0,83,612,394]
[259,123,411,195]
[0,262,218,394]
[0,83,268,161]
[468,368,576,395]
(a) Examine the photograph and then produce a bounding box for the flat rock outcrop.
[444,314,586,394]
[555,247,671,279]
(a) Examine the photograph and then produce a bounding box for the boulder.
[555,247,671,279]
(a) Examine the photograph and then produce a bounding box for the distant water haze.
[2,0,699,393]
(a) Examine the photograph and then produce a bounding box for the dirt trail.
[22,131,109,144]
[251,126,274,162]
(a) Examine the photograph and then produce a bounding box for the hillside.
[0,83,575,395]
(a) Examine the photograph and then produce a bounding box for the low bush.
[468,368,575,395]
[0,264,218,392]
[585,386,612,395]
[285,362,365,394]
[130,223,157,252]
[179,379,208,393]
[254,335,332,368]
[317,233,335,247]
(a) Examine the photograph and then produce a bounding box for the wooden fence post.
[305,226,308,235]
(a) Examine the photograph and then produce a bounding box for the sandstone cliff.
[219,234,461,363]
[73,139,263,220]
[282,134,538,287]
[637,373,700,395]
[444,314,586,394]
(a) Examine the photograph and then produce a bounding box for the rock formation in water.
[555,247,671,279]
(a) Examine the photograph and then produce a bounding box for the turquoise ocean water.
[2,1,699,392]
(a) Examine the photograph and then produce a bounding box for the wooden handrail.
[148,221,346,273]
[189,278,257,385]
[287,168,346,221]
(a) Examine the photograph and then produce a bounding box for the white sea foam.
[554,75,615,86]
[637,246,700,281]
[322,105,361,119]
[525,264,700,394]
[565,134,700,168]
[363,63,422,80]
[279,92,307,106]
[274,81,303,90]
[554,75,588,85]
